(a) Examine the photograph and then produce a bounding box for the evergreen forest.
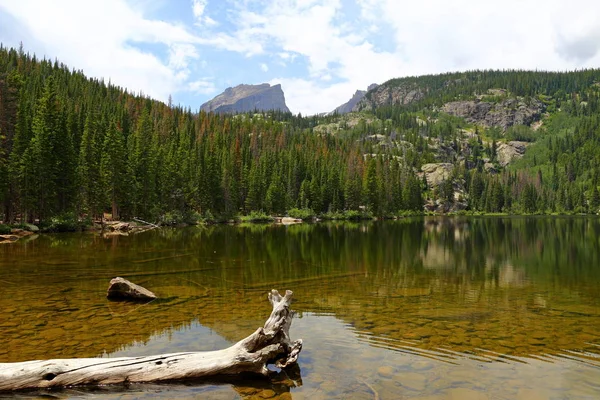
[2,44,600,228]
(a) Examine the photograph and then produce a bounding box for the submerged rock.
[395,372,428,391]
[377,365,395,378]
[107,277,157,301]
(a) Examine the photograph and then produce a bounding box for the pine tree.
[363,156,380,214]
[245,162,263,211]
[78,109,103,219]
[468,172,484,211]
[344,156,363,211]
[522,184,538,213]
[55,110,77,214]
[100,120,126,219]
[128,108,157,219]
[265,169,285,214]
[403,171,423,211]
[490,180,504,212]
[29,76,61,223]
[299,178,311,209]
[590,185,600,213]
[439,177,454,204]
[0,128,7,218]
[8,89,32,222]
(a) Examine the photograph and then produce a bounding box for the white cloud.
[192,0,218,27]
[168,43,199,69]
[260,63,269,72]
[192,0,207,19]
[359,0,600,74]
[187,79,217,95]
[270,77,360,116]
[197,33,264,56]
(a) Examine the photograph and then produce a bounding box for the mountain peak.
[330,83,379,115]
[201,83,290,114]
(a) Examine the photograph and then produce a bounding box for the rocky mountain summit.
[200,83,290,114]
[331,84,378,114]
[354,82,425,111]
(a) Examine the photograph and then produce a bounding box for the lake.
[1,217,599,399]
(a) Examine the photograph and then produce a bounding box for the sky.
[1,0,600,115]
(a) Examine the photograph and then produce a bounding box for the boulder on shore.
[105,221,131,231]
[0,229,35,244]
[281,217,303,225]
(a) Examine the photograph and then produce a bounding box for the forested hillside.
[1,44,600,227]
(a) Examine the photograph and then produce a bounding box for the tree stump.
[0,289,302,391]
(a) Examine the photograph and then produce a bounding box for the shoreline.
[2,211,598,244]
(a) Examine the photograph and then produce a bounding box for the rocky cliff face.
[354,83,425,112]
[442,97,544,130]
[420,163,468,213]
[332,84,378,114]
[496,141,528,166]
[200,83,290,114]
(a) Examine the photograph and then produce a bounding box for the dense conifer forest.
[1,44,600,228]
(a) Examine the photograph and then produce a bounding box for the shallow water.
[1,217,599,399]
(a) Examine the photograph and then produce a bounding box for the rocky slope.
[442,97,545,130]
[352,74,548,131]
[200,83,290,114]
[496,141,528,166]
[331,84,378,114]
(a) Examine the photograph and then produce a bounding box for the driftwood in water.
[0,289,302,391]
[106,277,157,301]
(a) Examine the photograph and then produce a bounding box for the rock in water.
[107,277,157,301]
[200,83,290,114]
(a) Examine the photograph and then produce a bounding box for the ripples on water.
[0,217,599,399]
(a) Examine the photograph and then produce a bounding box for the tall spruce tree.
[100,120,126,219]
[28,76,61,223]
[78,108,103,219]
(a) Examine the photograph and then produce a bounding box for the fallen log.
[0,289,302,391]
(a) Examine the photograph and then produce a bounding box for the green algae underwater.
[1,217,599,399]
